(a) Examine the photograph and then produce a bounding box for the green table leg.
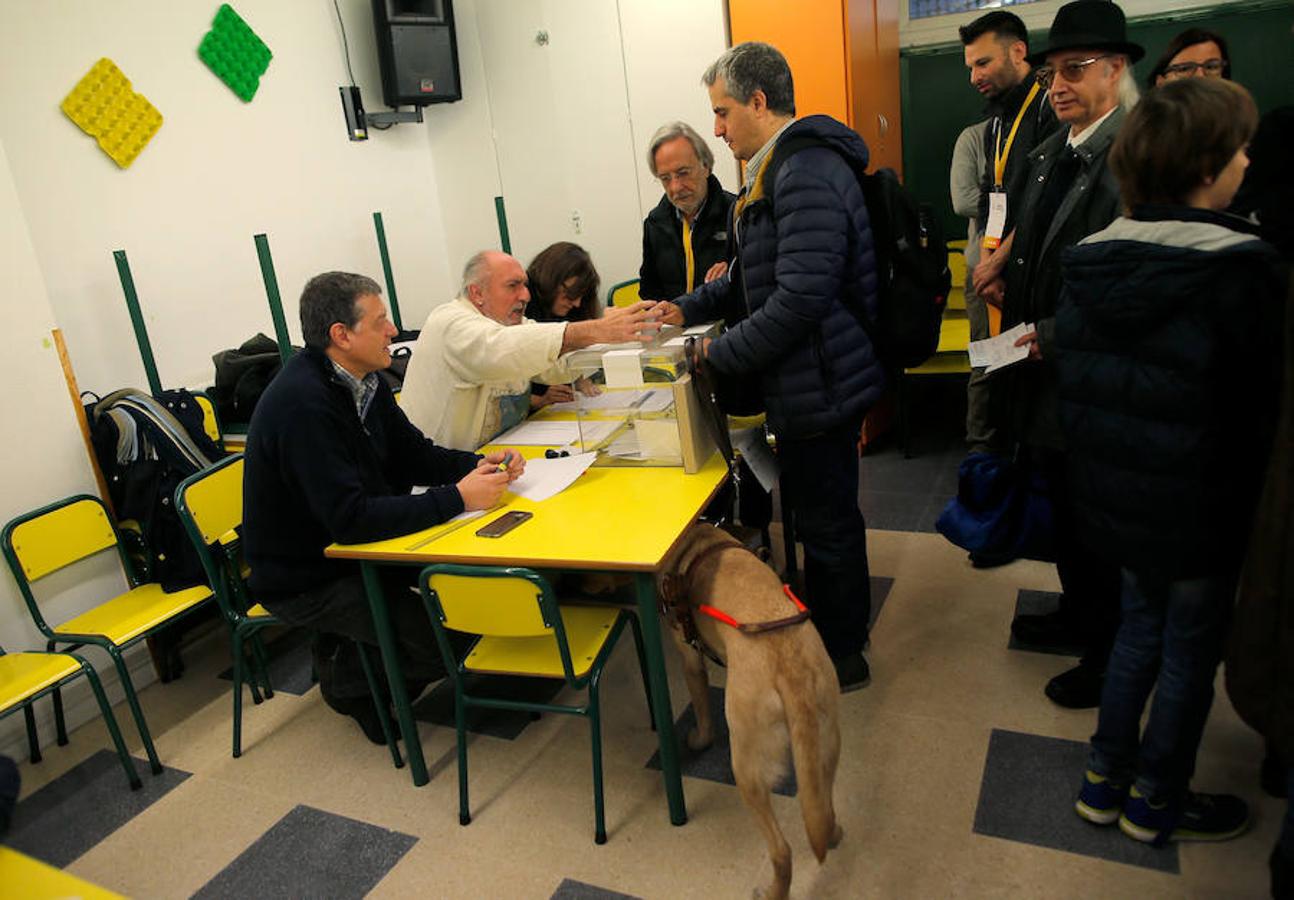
[635,573,688,825]
[361,562,428,786]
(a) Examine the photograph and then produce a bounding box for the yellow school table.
[0,846,125,899]
[325,451,729,826]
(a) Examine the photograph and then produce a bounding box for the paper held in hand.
[968,322,1034,373]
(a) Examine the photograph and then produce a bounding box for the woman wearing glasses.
[1146,28,1231,88]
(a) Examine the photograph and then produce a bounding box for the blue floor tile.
[7,749,189,868]
[191,804,416,899]
[972,728,1178,873]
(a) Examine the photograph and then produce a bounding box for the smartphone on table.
[475,510,532,538]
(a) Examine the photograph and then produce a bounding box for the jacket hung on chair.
[243,347,481,604]
[1055,207,1284,578]
[675,115,885,438]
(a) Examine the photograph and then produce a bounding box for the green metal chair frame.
[1,643,141,790]
[174,454,402,765]
[1,494,215,776]
[172,457,401,765]
[419,564,654,844]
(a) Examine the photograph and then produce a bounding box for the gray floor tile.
[412,673,563,740]
[860,490,928,532]
[870,575,894,630]
[217,628,315,696]
[644,686,796,797]
[191,804,416,899]
[550,878,641,900]
[1007,590,1085,656]
[972,728,1178,873]
[7,750,190,868]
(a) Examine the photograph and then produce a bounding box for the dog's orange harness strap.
[697,605,740,628]
[783,584,807,612]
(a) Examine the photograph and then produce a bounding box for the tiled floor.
[6,385,1282,898]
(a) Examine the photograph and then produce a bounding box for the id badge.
[982,191,1007,250]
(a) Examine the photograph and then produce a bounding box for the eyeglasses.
[657,166,696,187]
[1034,55,1112,89]
[1162,59,1226,80]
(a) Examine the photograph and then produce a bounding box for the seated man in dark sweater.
[244,271,522,740]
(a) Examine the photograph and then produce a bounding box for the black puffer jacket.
[1055,206,1284,577]
[677,115,884,438]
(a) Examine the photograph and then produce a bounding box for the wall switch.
[571,209,583,234]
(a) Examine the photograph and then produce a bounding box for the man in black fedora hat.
[990,0,1143,709]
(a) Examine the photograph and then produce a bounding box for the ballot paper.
[492,419,622,447]
[732,426,778,492]
[507,452,597,502]
[547,387,673,414]
[968,322,1034,373]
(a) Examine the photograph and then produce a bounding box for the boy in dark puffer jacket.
[1057,79,1283,845]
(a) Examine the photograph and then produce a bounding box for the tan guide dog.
[659,524,843,900]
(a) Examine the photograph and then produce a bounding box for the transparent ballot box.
[562,323,722,473]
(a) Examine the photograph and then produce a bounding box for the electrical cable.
[333,0,358,86]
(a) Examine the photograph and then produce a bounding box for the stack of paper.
[968,322,1035,373]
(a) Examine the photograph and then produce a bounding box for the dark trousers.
[778,415,872,659]
[265,570,455,701]
[1089,569,1234,800]
[1036,447,1122,669]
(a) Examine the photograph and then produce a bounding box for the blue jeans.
[776,415,871,659]
[1088,568,1235,800]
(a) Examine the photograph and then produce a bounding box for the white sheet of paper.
[546,387,673,415]
[968,322,1033,373]
[634,419,683,461]
[984,191,1007,241]
[507,452,597,502]
[602,349,645,388]
[492,418,623,447]
[683,324,714,336]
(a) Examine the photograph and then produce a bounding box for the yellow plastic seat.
[175,455,400,763]
[606,278,641,309]
[2,494,215,777]
[0,648,142,790]
[420,565,654,844]
[193,390,223,447]
[0,846,126,899]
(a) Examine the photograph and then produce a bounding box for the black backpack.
[765,135,950,370]
[83,388,225,592]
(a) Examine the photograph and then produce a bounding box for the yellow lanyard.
[993,81,1041,189]
[682,217,695,293]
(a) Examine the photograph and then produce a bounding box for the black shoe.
[1272,845,1293,900]
[969,550,1014,569]
[322,692,388,745]
[833,653,871,693]
[1045,663,1104,709]
[1011,607,1081,646]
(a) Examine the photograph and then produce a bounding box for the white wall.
[0,135,146,759]
[0,0,457,391]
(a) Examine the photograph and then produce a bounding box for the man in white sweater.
[400,250,657,450]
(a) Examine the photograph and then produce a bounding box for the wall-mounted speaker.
[372,0,462,107]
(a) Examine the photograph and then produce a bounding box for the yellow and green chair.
[1,643,141,790]
[174,454,401,764]
[2,495,212,775]
[606,278,641,310]
[418,564,654,844]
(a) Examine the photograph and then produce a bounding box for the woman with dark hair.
[1146,27,1230,87]
[525,242,602,408]
[525,241,601,323]
[1056,78,1283,845]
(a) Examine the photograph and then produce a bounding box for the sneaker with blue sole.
[1075,769,1128,825]
[1119,787,1250,844]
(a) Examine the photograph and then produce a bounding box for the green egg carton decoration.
[199,4,272,102]
[61,58,163,169]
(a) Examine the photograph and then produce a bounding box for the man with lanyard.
[992,0,1143,709]
[639,121,734,302]
[657,42,885,691]
[959,11,1058,461]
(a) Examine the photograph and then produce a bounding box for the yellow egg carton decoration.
[61,58,163,169]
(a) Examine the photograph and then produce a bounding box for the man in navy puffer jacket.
[659,42,884,690]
